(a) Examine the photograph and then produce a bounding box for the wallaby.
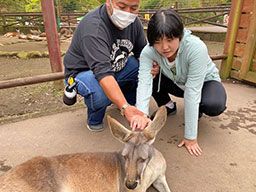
[0,106,171,192]
[3,29,20,38]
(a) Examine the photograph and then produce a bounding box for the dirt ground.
[0,81,255,192]
[0,36,84,124]
[0,36,223,124]
[0,35,256,192]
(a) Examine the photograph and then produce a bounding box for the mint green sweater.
[136,29,221,140]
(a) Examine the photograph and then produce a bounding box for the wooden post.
[67,13,71,30]
[1,14,7,33]
[239,1,256,79]
[220,0,244,79]
[41,0,63,73]
[175,1,178,9]
[55,0,61,31]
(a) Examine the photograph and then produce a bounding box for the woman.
[135,9,227,156]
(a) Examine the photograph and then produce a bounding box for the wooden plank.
[242,0,254,12]
[239,13,251,28]
[232,57,242,70]
[222,1,238,55]
[252,60,256,72]
[244,71,256,83]
[234,42,246,57]
[236,28,249,43]
[230,70,241,80]
[220,0,244,79]
[239,1,256,79]
[231,71,256,84]
[0,72,64,90]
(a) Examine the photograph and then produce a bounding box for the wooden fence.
[140,5,230,28]
[0,5,230,33]
[221,0,256,84]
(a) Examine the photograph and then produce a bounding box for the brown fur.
[3,32,20,38]
[0,106,171,192]
[0,153,121,192]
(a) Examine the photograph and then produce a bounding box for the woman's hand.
[151,61,160,78]
[178,138,202,156]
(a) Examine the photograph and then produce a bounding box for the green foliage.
[25,0,41,12]
[0,0,30,12]
[61,0,102,12]
[75,0,101,12]
[0,0,232,13]
[62,0,78,12]
[141,0,162,9]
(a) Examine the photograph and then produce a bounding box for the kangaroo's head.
[107,106,167,190]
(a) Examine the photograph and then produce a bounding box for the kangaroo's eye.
[138,148,149,160]
[122,155,128,160]
[137,158,146,163]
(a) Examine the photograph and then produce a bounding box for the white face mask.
[109,0,137,29]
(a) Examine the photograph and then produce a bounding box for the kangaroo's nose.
[125,180,138,190]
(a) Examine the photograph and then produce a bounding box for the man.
[64,0,150,131]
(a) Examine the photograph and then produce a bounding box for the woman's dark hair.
[147,9,184,46]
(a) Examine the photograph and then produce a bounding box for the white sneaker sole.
[86,125,104,132]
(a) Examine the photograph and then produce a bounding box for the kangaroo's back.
[0,152,122,192]
[0,106,171,192]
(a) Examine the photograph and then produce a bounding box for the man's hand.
[178,138,202,156]
[151,61,159,78]
[130,115,151,131]
[99,76,150,130]
[124,106,150,131]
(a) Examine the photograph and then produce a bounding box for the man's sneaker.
[87,124,104,132]
[166,101,177,116]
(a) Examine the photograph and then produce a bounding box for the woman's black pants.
[152,73,227,116]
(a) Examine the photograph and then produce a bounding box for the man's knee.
[127,56,139,68]
[75,71,95,98]
[75,71,111,110]
[125,56,139,77]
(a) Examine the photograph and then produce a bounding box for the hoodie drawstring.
[157,68,162,92]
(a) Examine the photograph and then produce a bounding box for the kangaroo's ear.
[107,115,132,143]
[143,106,167,140]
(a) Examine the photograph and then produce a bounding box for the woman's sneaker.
[165,101,177,116]
[198,112,203,120]
[87,124,104,132]
[150,101,177,120]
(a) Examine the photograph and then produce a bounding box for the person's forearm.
[99,75,127,109]
[184,95,199,140]
[99,75,145,124]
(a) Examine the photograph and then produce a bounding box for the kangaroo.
[0,106,171,192]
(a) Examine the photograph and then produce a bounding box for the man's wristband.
[143,114,149,118]
[120,103,130,116]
